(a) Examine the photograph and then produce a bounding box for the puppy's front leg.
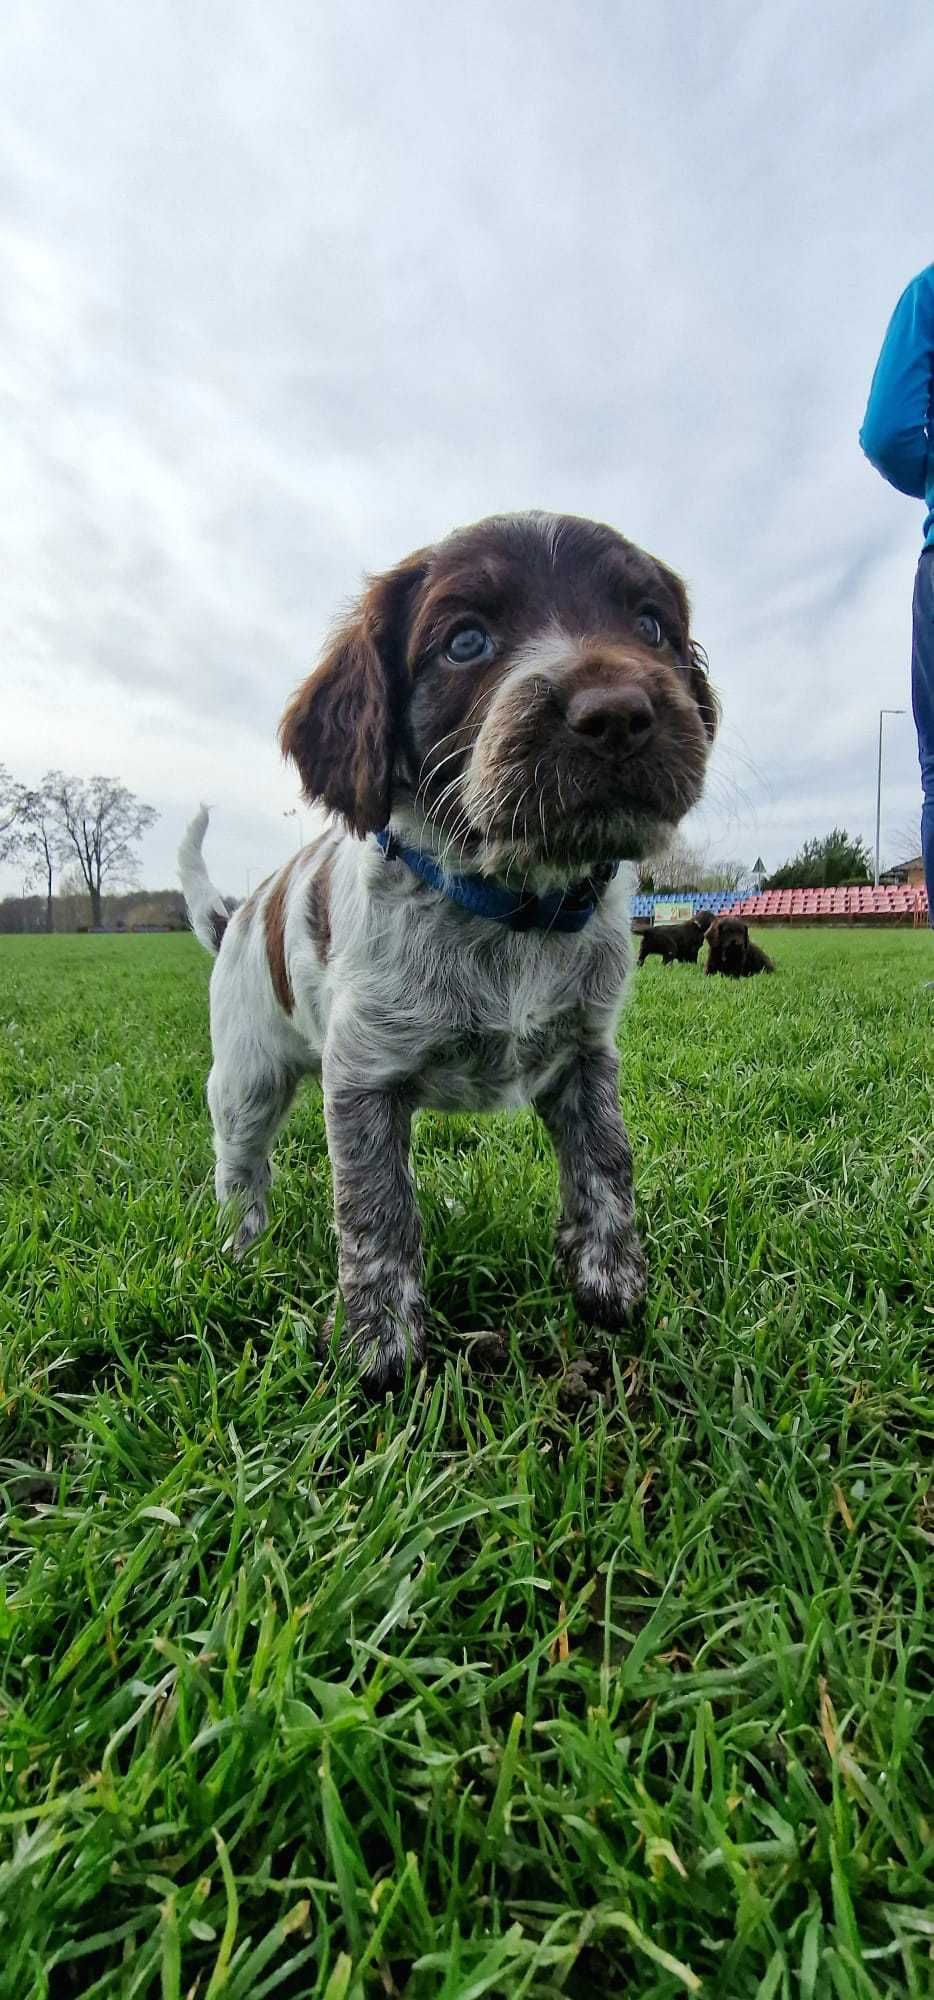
[536,1047,647,1329]
[323,1079,426,1392]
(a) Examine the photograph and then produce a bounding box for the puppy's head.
[709,916,748,963]
[281,512,719,874]
[693,909,715,933]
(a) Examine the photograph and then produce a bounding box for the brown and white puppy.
[705,916,774,977]
[179,512,719,1390]
[638,908,714,966]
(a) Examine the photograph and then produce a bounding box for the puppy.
[638,908,714,966]
[180,511,719,1390]
[705,916,774,977]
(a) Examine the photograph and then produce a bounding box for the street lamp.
[283,807,304,851]
[874,708,906,885]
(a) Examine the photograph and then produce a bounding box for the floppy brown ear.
[279,550,429,836]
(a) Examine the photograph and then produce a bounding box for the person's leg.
[911,548,934,931]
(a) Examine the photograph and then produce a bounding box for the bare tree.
[49,774,158,928]
[638,836,706,893]
[8,778,63,931]
[884,818,924,869]
[639,840,751,895]
[701,857,751,893]
[0,766,20,852]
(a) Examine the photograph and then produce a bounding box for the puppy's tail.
[178,806,230,955]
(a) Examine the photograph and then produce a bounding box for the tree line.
[1,771,878,932]
[0,770,157,931]
[762,829,872,889]
[0,885,190,936]
[639,827,873,894]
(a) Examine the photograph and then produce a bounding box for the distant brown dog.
[638,908,714,966]
[705,916,774,977]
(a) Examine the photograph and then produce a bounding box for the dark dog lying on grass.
[637,908,714,966]
[705,916,774,977]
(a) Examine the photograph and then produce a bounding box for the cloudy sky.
[2,0,932,898]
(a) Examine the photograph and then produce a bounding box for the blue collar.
[374,829,619,933]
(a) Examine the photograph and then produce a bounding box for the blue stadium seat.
[629,887,760,922]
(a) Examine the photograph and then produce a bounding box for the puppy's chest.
[417,981,577,1111]
[337,918,626,1108]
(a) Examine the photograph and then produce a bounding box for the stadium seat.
[629,881,928,927]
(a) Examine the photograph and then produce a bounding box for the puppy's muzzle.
[564,681,656,759]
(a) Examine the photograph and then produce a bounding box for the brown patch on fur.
[235,873,275,931]
[308,853,333,963]
[264,856,301,1013]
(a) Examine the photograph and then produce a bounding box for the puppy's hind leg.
[208,1045,298,1257]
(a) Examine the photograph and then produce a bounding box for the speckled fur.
[180,512,718,1391]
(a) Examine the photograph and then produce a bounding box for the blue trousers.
[912,547,934,925]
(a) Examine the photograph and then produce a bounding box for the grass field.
[1,926,932,1999]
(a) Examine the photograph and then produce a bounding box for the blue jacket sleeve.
[859,268,934,499]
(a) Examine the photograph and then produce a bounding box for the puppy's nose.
[565,683,656,755]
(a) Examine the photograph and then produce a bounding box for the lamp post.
[874,708,905,885]
[283,807,304,851]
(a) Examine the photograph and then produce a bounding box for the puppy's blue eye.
[636,611,664,648]
[445,625,493,665]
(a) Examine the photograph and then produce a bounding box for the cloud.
[2,0,932,898]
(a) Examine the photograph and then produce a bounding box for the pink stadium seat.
[736,880,927,924]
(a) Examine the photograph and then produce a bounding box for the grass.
[0,925,932,1999]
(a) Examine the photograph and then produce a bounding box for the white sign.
[662,902,695,924]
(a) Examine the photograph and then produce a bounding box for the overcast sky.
[2,0,932,898]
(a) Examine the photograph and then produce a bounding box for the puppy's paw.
[223,1200,268,1260]
[562,1235,648,1329]
[332,1301,427,1396]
